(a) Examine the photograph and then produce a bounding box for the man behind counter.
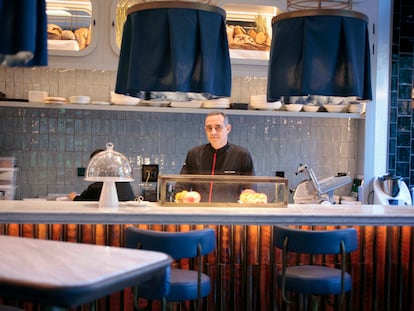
[177,111,255,202]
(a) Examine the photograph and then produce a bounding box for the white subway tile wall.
[0,67,359,200]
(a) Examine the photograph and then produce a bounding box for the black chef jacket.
[178,143,255,202]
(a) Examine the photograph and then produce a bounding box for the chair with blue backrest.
[124,226,216,311]
[0,306,25,311]
[273,225,358,311]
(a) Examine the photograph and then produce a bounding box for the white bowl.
[110,92,140,105]
[70,95,90,104]
[303,105,320,112]
[323,104,349,113]
[285,104,303,112]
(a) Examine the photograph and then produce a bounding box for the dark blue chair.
[124,227,216,311]
[273,226,358,310]
[0,306,25,311]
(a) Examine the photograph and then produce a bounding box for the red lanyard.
[208,152,217,203]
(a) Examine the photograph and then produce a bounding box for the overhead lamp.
[0,0,48,67]
[115,1,231,100]
[267,9,372,102]
[85,143,133,208]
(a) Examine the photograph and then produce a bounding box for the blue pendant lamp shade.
[115,1,231,99]
[267,9,372,102]
[0,0,48,66]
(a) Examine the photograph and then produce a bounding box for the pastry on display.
[47,24,90,50]
[61,30,75,40]
[47,24,62,40]
[175,190,201,203]
[226,14,270,51]
[74,27,90,49]
[239,189,268,204]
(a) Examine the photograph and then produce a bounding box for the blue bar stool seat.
[124,227,216,311]
[273,225,358,310]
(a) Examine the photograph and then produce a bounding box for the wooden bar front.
[0,222,413,311]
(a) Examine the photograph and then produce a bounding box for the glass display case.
[158,174,288,207]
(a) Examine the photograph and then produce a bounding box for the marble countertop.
[0,200,413,225]
[0,235,171,308]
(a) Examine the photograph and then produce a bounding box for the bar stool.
[273,225,358,310]
[124,227,216,311]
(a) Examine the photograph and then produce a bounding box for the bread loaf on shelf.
[226,14,271,51]
[47,24,90,50]
[47,24,62,40]
[74,27,89,49]
[61,30,75,40]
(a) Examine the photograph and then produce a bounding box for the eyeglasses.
[205,125,226,132]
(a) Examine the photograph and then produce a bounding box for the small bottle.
[351,175,363,200]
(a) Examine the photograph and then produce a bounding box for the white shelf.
[0,101,365,119]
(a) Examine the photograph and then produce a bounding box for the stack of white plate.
[91,101,111,105]
[201,98,230,109]
[348,103,365,113]
[44,96,67,104]
[249,95,282,110]
[0,157,17,200]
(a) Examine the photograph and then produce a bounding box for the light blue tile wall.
[0,67,360,200]
[0,106,359,200]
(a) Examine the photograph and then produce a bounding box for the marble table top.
[0,235,171,308]
[0,200,413,226]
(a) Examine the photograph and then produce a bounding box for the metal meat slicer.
[293,164,352,204]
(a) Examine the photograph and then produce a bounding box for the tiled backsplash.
[0,67,359,200]
[0,66,269,103]
[389,0,414,186]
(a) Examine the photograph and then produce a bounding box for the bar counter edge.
[0,201,413,225]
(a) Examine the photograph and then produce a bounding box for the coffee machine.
[373,173,412,205]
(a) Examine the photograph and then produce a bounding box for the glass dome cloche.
[85,142,133,208]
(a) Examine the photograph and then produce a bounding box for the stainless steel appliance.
[293,164,352,204]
